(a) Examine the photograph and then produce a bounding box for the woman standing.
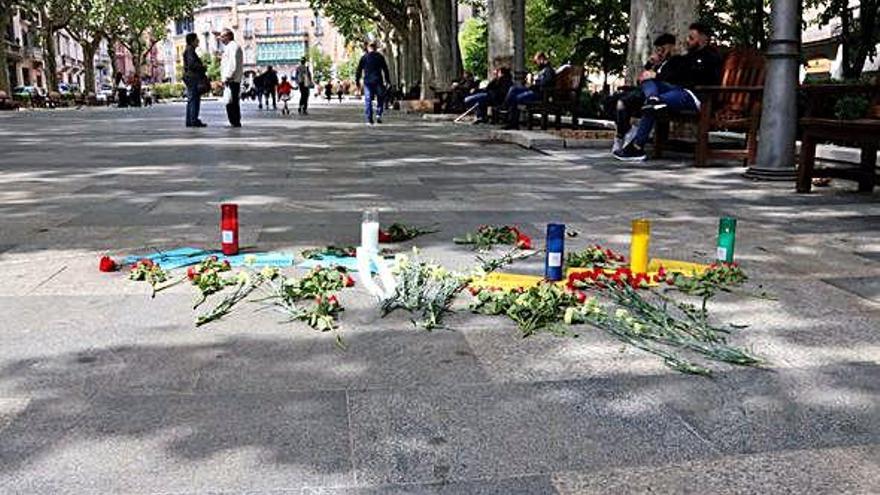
[183,33,207,127]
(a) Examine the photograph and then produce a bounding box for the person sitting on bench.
[502,52,556,130]
[607,33,677,152]
[614,22,721,161]
[464,67,513,124]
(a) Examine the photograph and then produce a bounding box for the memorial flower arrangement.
[565,244,627,269]
[381,250,470,329]
[188,256,233,308]
[454,225,532,250]
[128,258,180,297]
[257,266,356,347]
[378,223,439,243]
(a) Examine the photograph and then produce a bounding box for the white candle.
[361,209,380,253]
[361,221,379,252]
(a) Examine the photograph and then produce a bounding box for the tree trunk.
[419,0,458,97]
[849,0,877,79]
[839,3,856,79]
[0,13,10,94]
[405,4,422,94]
[41,26,59,91]
[82,38,99,94]
[626,0,698,84]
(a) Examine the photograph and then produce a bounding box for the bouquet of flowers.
[453,225,532,251]
[378,223,439,243]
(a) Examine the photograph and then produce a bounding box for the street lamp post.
[746,0,801,180]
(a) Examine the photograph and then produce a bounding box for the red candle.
[220,203,239,255]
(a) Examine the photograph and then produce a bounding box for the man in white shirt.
[218,28,243,127]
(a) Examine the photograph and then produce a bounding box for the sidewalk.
[0,101,877,493]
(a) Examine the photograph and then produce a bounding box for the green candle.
[716,217,737,263]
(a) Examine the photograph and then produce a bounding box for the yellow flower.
[614,308,629,319]
[243,254,258,266]
[564,307,576,325]
[260,266,278,279]
[235,271,251,285]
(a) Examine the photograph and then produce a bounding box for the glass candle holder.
[544,223,565,281]
[220,203,239,256]
[629,219,651,274]
[716,217,737,263]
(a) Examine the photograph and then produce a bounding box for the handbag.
[220,86,232,105]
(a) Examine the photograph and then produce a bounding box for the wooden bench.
[796,84,880,193]
[525,65,585,130]
[654,47,765,167]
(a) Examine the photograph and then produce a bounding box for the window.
[314,13,323,36]
[244,18,252,36]
[292,16,300,33]
[265,17,273,34]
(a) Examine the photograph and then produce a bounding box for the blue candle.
[545,223,565,281]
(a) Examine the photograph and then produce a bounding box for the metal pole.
[746,0,800,180]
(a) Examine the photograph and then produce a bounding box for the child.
[277,76,293,115]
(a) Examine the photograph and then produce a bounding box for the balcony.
[23,46,43,60]
[4,39,23,60]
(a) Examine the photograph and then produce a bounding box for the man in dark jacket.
[464,67,513,124]
[263,65,279,110]
[614,22,722,161]
[355,41,391,125]
[502,52,555,129]
[608,33,676,150]
[182,33,207,127]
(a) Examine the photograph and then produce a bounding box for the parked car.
[96,84,114,103]
[57,83,80,95]
[12,86,45,98]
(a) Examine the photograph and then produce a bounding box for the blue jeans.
[364,83,385,122]
[504,86,540,126]
[633,79,698,146]
[185,82,201,126]
[464,92,490,120]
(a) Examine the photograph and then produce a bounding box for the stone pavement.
[0,100,878,494]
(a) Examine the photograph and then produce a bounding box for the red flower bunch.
[99,256,118,272]
[567,265,662,291]
[510,227,532,250]
[378,223,438,243]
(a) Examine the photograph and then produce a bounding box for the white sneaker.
[612,137,624,153]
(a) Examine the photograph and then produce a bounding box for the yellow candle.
[630,219,651,274]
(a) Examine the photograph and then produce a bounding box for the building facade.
[168,0,349,83]
[4,7,45,91]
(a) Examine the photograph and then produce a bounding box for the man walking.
[218,28,243,127]
[355,41,390,125]
[295,57,313,115]
[182,33,207,127]
[613,22,721,161]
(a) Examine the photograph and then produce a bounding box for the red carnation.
[99,256,118,272]
[344,275,356,287]
[138,258,154,268]
[328,295,339,306]
[187,266,198,280]
[574,291,587,303]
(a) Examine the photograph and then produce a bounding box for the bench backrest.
[714,47,765,117]
[549,65,584,103]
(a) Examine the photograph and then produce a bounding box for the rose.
[99,256,118,272]
[186,266,198,280]
[343,275,356,287]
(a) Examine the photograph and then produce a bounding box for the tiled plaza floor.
[0,100,878,493]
